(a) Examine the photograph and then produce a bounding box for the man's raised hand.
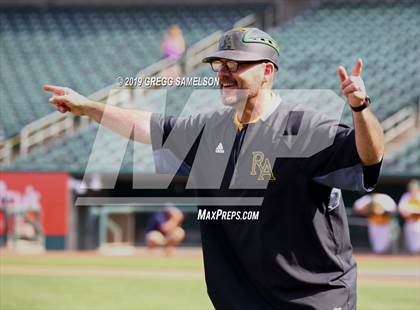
[338,58,367,109]
[43,85,92,116]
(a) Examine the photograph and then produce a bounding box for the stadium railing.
[0,14,259,165]
[233,14,257,29]
[382,105,418,144]
[184,31,222,74]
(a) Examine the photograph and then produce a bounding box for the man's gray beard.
[220,89,249,106]
[222,95,240,106]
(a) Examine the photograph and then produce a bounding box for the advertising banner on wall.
[0,172,69,249]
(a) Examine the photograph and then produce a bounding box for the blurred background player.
[145,205,185,256]
[160,24,186,79]
[398,179,420,254]
[161,24,185,61]
[353,193,397,254]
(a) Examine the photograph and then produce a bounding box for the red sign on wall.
[0,172,69,235]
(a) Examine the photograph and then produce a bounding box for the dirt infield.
[2,247,418,260]
[355,253,420,263]
[1,265,204,278]
[0,246,204,258]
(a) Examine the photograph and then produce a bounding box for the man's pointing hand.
[43,85,92,116]
[338,58,368,109]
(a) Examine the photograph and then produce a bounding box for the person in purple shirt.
[161,24,185,60]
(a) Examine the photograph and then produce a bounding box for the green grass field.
[1,253,419,310]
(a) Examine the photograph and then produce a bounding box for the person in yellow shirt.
[353,193,396,253]
[398,179,420,254]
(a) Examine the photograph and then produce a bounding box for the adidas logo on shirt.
[215,143,224,154]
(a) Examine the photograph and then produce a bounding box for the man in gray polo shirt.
[44,27,384,309]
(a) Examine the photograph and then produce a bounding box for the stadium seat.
[383,135,420,176]
[270,1,419,126]
[3,2,419,176]
[0,5,261,138]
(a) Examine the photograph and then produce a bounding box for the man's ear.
[263,63,275,82]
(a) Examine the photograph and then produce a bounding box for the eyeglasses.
[210,60,266,73]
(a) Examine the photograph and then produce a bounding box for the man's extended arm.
[338,59,384,166]
[43,85,152,144]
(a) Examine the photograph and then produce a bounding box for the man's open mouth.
[220,79,238,89]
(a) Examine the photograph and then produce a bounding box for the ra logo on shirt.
[250,151,276,181]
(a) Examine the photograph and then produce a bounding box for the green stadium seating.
[6,70,216,173]
[3,1,419,176]
[0,6,259,138]
[269,1,419,125]
[383,135,420,176]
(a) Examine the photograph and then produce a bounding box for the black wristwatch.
[351,96,371,112]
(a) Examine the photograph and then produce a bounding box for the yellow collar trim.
[233,113,260,131]
[232,93,280,131]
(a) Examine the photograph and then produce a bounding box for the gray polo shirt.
[150,94,380,310]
